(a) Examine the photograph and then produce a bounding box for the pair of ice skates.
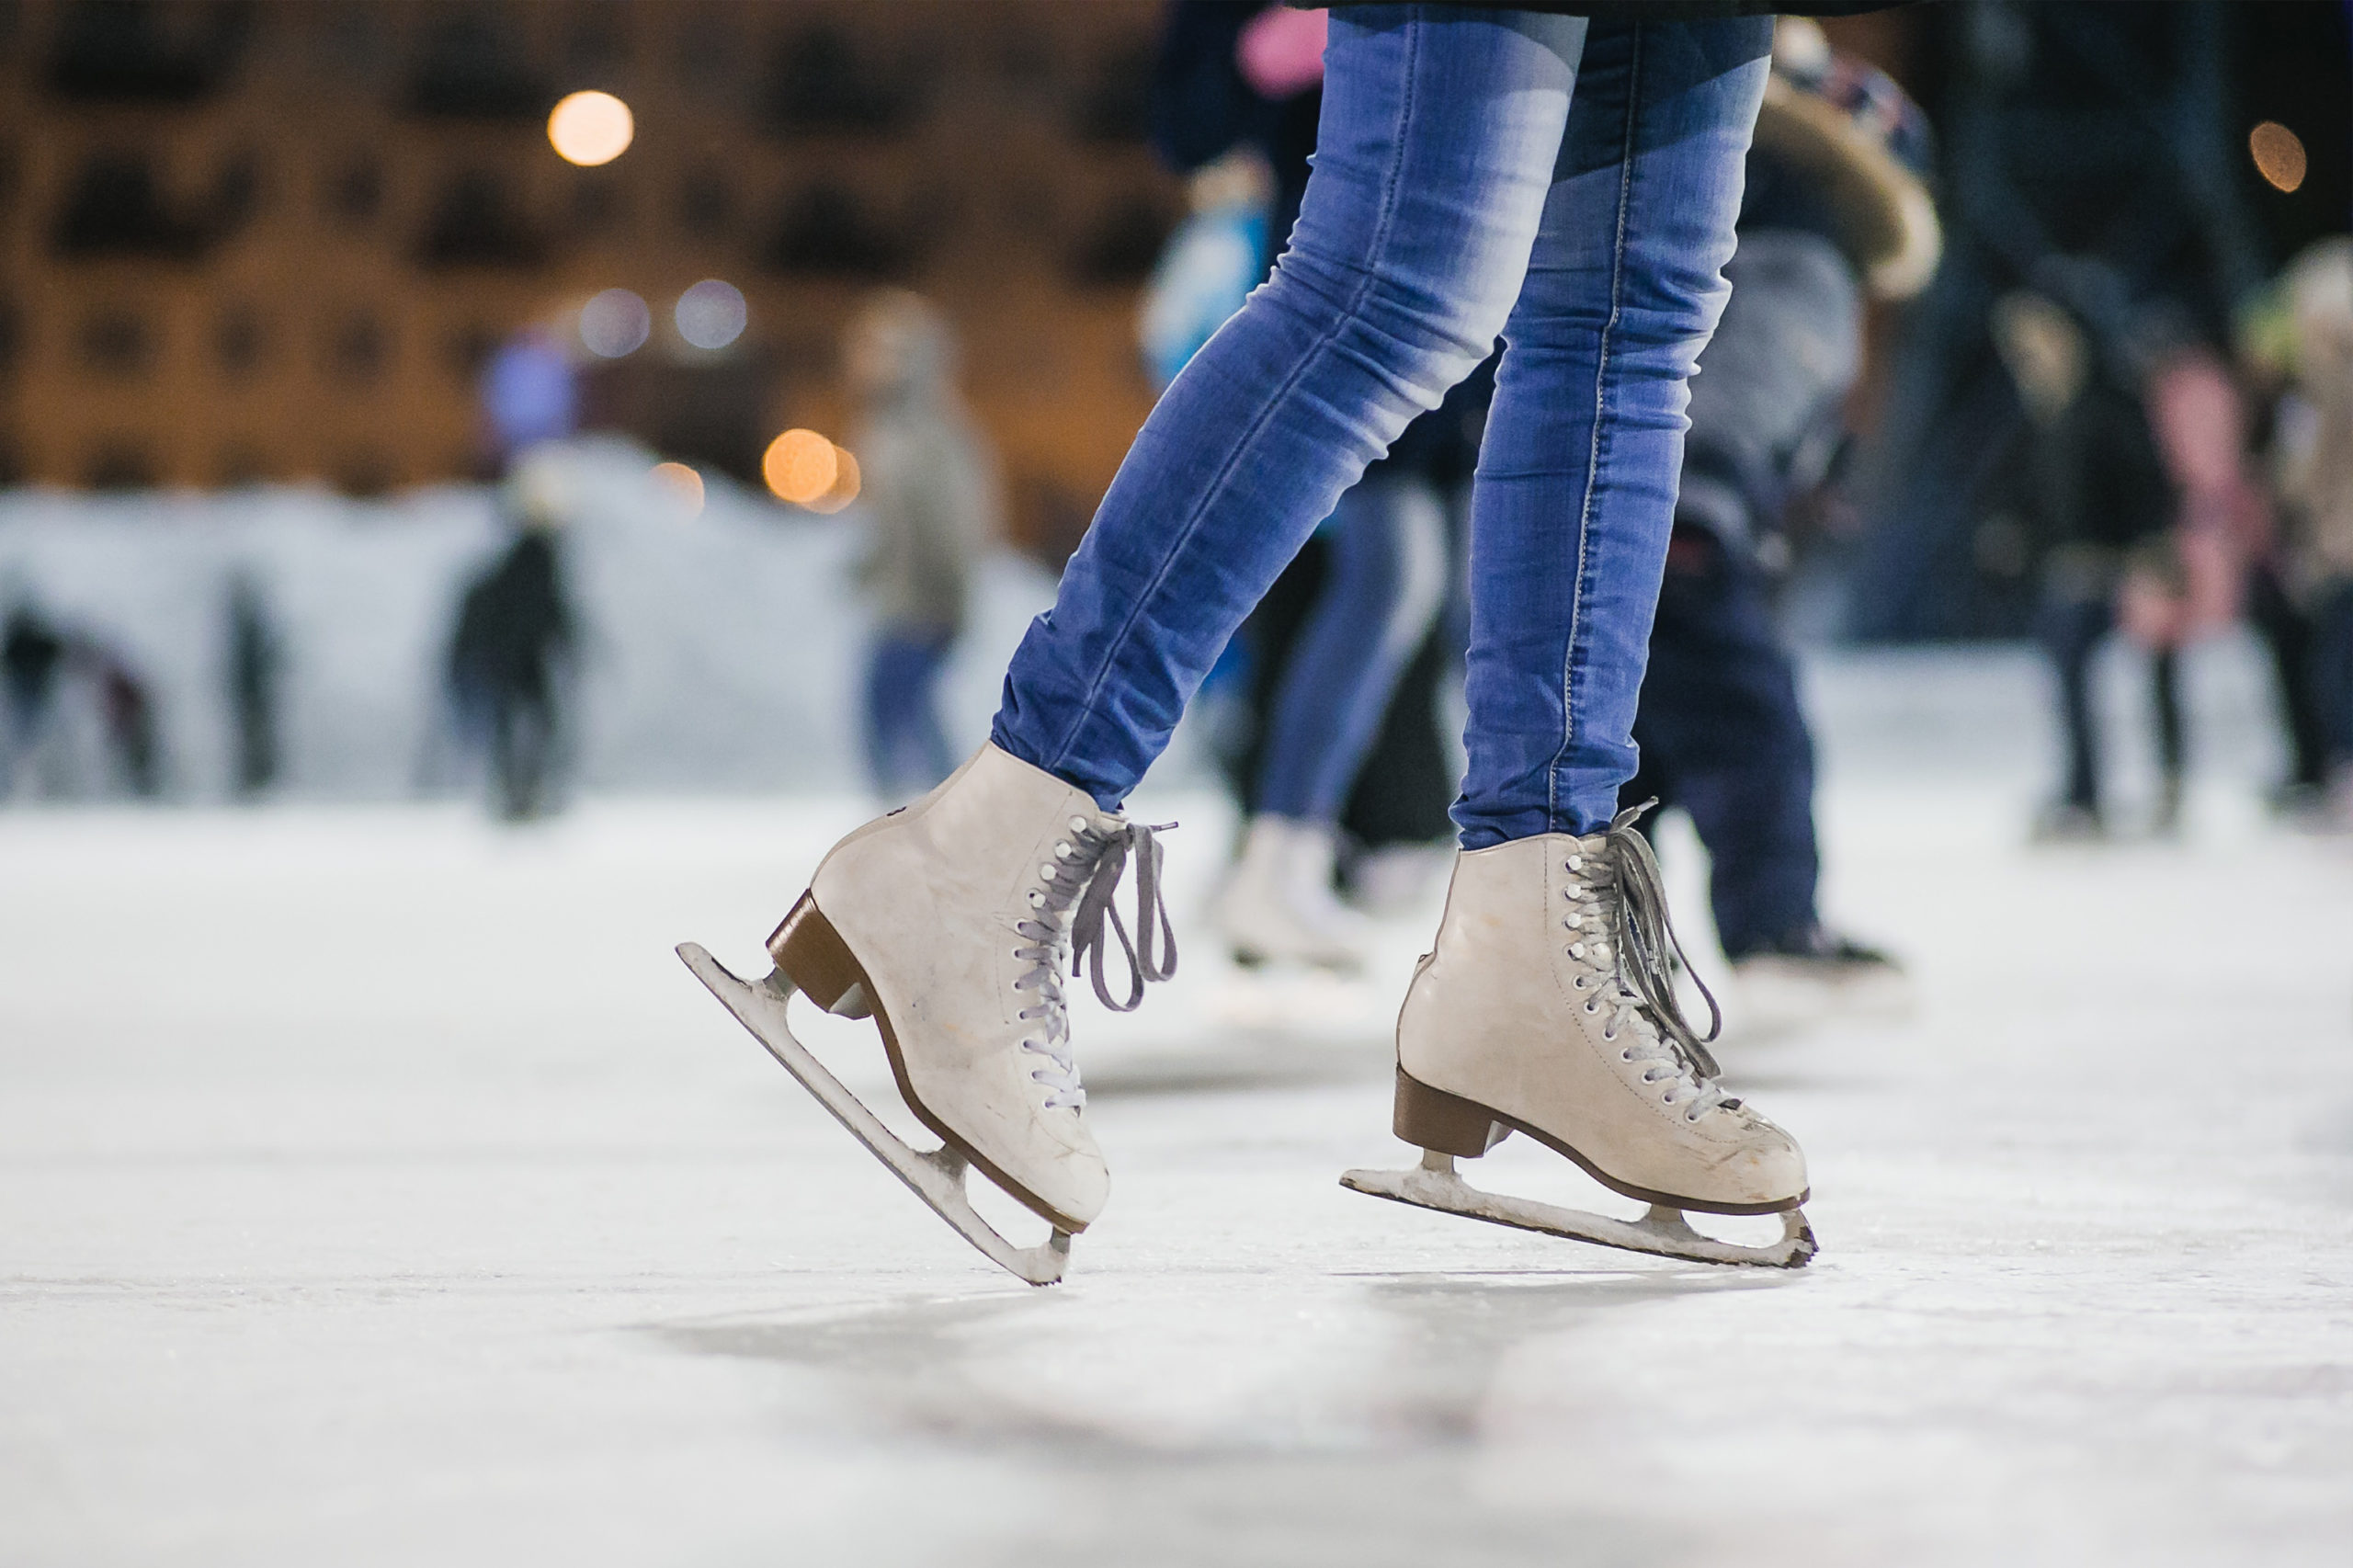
[680,744,1814,1285]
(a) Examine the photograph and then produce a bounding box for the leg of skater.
[2313,578,2353,821]
[2245,562,2331,807]
[1222,472,1448,970]
[2151,644,2186,833]
[700,7,1601,1265]
[1631,529,1904,1017]
[2037,589,2111,837]
[690,8,1806,1274]
[1632,530,1820,960]
[862,630,954,801]
[1374,17,1813,1254]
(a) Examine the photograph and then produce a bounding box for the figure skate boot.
[680,743,1175,1284]
[1344,809,1815,1267]
[1219,814,1372,972]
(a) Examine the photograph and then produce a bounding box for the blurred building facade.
[0,0,1179,555]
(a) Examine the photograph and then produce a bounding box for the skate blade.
[677,942,1074,1287]
[1339,1153,1815,1269]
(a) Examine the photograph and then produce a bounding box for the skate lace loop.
[1010,817,1179,1109]
[1563,805,1729,1117]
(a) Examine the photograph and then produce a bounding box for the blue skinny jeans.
[994,6,1770,844]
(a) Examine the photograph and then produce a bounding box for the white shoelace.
[1561,807,1734,1123]
[1009,815,1176,1110]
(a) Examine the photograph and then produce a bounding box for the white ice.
[2,648,2349,1567]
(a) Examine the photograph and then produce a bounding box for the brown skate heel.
[766,892,874,1018]
[1392,1067,1511,1158]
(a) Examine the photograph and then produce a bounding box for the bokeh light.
[2249,120,2306,193]
[579,289,650,358]
[675,280,748,350]
[763,429,839,505]
[549,91,634,166]
[650,460,705,519]
[803,448,862,515]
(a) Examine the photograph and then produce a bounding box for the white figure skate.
[680,744,1175,1286]
[1219,814,1372,972]
[1342,809,1816,1268]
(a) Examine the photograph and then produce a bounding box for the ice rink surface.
[3,649,2349,1566]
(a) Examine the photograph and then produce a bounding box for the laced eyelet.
[1566,855,1584,870]
[1068,816,1087,832]
[1620,1050,1633,1062]
[1584,1000,1598,1015]
[1602,1029,1617,1042]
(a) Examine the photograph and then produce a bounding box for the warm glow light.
[549,91,634,166]
[764,429,839,505]
[2250,121,2307,194]
[802,448,862,515]
[650,460,704,518]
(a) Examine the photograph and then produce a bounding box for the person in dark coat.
[226,575,282,798]
[2,600,66,792]
[449,457,575,821]
[1620,20,1927,1012]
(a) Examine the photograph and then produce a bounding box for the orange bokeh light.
[763,429,839,505]
[2250,120,2307,194]
[549,91,635,166]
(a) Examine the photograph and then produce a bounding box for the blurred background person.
[223,575,283,801]
[1621,19,1927,1011]
[1854,2,2335,831]
[90,639,161,799]
[2,595,67,799]
[0,596,158,801]
[1991,290,2190,840]
[845,290,999,803]
[446,453,577,824]
[2272,238,2353,824]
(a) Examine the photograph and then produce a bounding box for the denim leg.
[1456,18,1771,845]
[2039,593,2111,812]
[2315,580,2353,765]
[2150,647,2186,786]
[2245,562,2329,788]
[993,6,1588,808]
[1627,538,1820,954]
[1256,475,1449,822]
[866,630,953,797]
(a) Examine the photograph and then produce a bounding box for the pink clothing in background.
[1238,6,1328,99]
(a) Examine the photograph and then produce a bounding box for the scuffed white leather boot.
[764,743,1175,1232]
[1218,814,1371,971]
[1393,812,1807,1216]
